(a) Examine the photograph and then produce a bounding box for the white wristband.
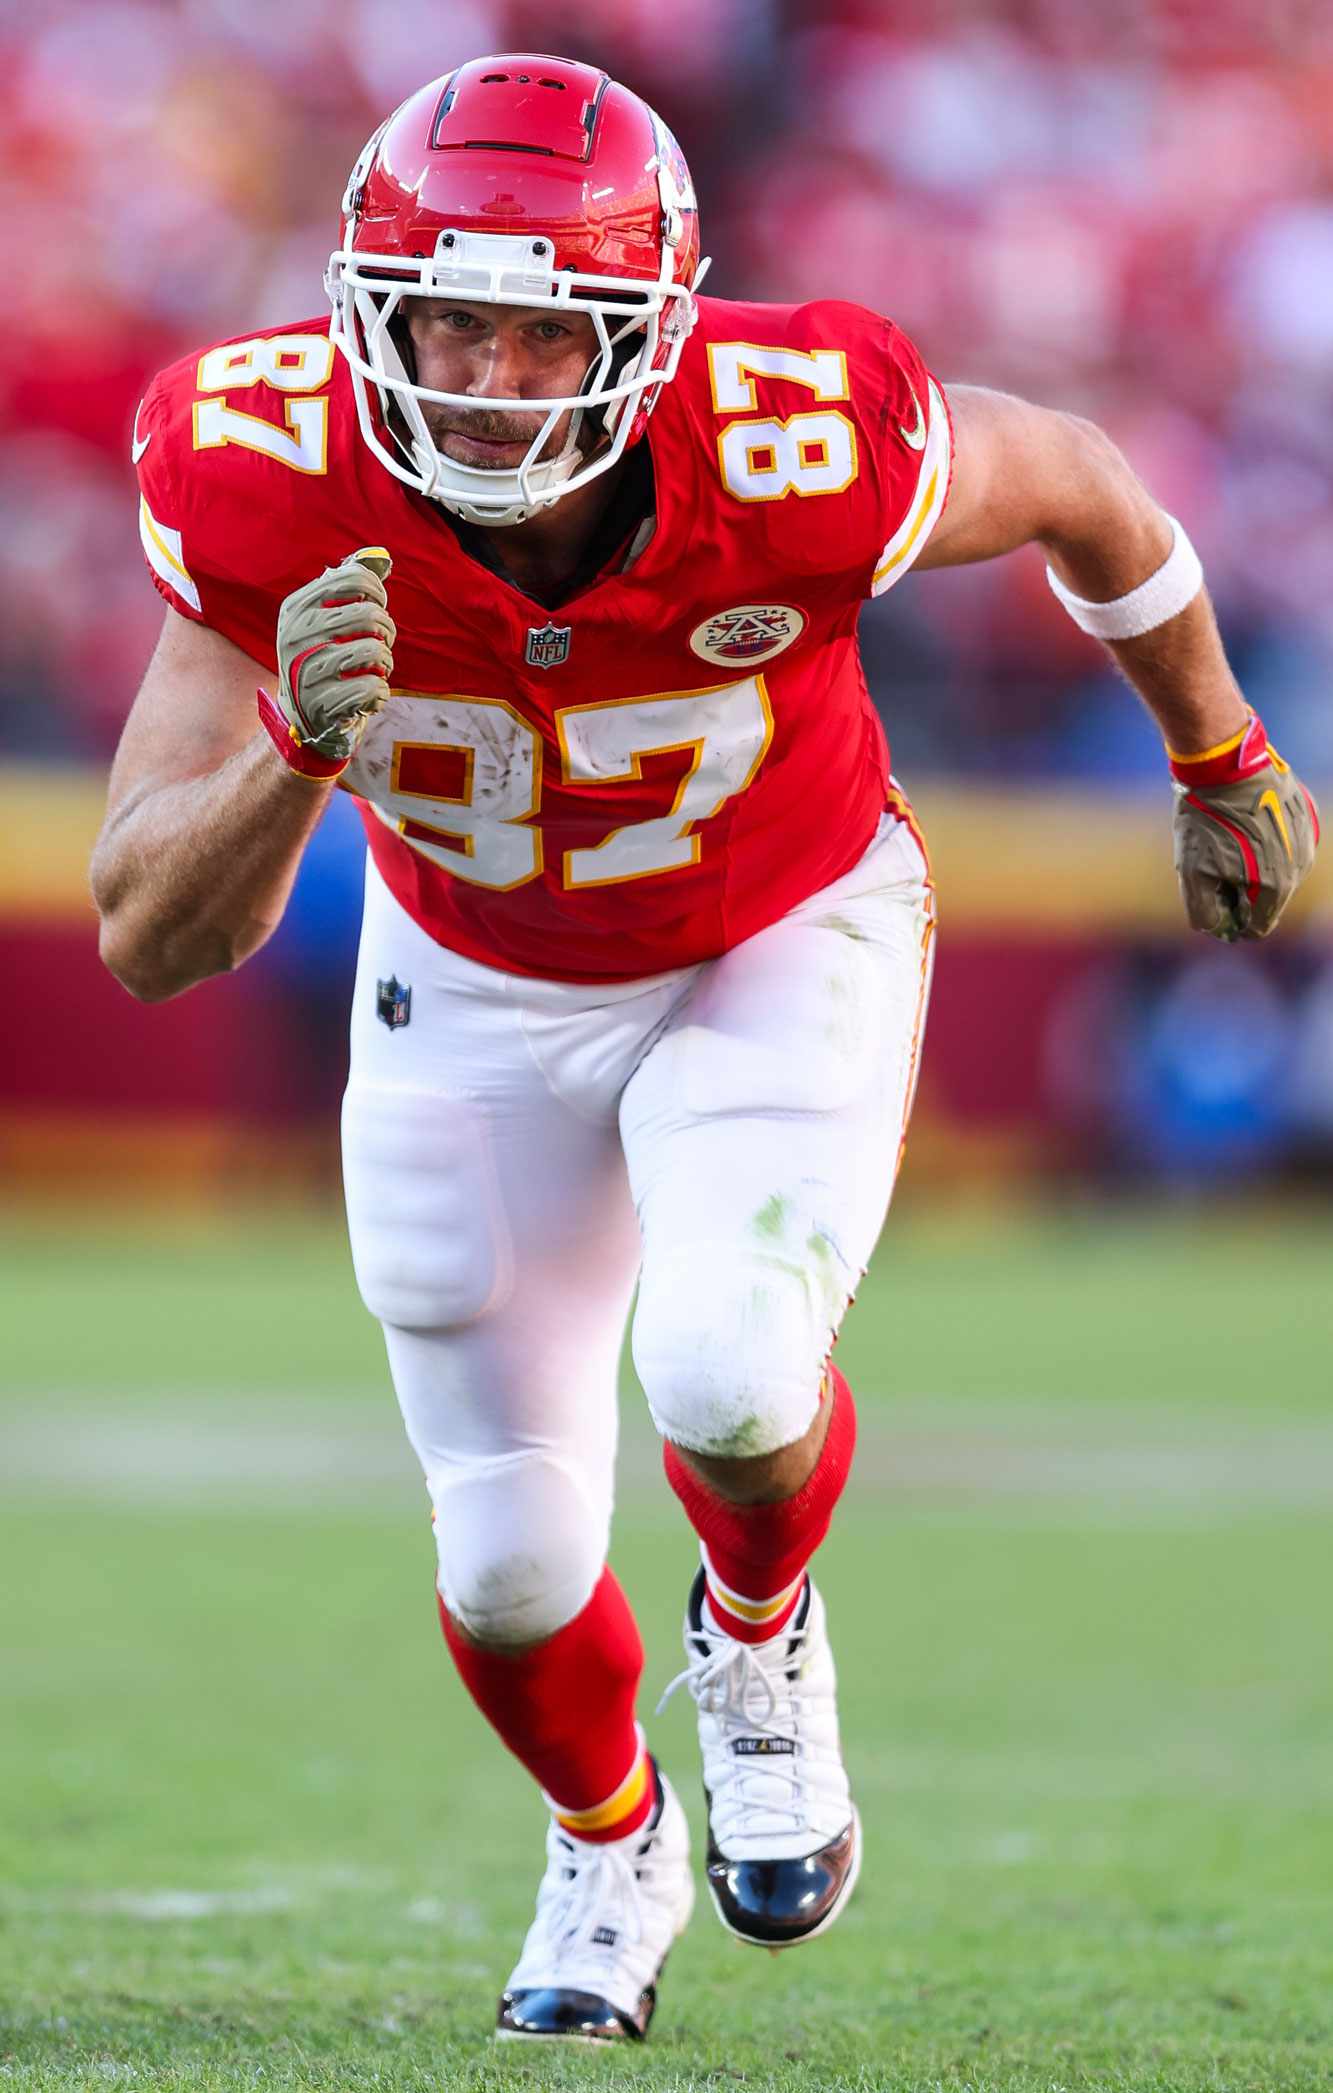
[1045,516,1203,641]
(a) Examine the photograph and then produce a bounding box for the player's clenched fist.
[257,548,396,780]
[1170,712,1319,941]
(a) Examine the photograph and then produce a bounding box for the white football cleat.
[660,1568,860,1948]
[496,1761,694,2043]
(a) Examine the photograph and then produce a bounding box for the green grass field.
[3,1201,1332,2092]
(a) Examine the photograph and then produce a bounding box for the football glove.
[258,547,395,779]
[1170,712,1319,941]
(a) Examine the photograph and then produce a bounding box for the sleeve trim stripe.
[871,377,951,596]
[873,465,939,585]
[139,496,201,613]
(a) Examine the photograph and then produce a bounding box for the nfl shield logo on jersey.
[376,975,412,1030]
[690,604,806,668]
[525,621,572,670]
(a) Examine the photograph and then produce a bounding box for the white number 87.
[192,333,335,476]
[709,341,859,502]
[352,677,775,893]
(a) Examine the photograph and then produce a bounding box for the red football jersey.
[134,297,951,981]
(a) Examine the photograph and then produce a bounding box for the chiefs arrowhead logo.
[690,604,806,668]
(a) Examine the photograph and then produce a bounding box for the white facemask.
[327,227,707,528]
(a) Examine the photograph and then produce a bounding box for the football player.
[92,55,1318,2045]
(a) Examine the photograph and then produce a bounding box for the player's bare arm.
[91,610,320,1002]
[92,552,394,1001]
[918,385,1242,747]
[917,384,1319,938]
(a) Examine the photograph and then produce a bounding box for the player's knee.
[632,1243,842,1456]
[430,1449,608,1647]
[342,1082,506,1328]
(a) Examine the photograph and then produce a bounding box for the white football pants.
[342,813,934,1647]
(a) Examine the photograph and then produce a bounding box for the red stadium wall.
[11,768,1331,1200]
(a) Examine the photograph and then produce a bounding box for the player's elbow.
[96,914,187,1002]
[91,855,178,1001]
[1057,408,1119,460]
[95,907,243,1003]
[1038,409,1165,564]
[112,969,183,1006]
[1061,410,1144,506]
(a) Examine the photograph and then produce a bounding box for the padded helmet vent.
[432,66,596,155]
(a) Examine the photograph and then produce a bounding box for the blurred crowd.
[4,0,1333,782]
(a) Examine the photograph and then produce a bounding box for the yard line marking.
[2,1395,1332,1513]
[0,1881,489,1928]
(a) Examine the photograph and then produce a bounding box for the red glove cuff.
[256,687,347,782]
[1167,711,1273,787]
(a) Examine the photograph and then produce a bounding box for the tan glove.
[271,547,395,763]
[1171,713,1319,941]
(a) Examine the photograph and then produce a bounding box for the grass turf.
[6,1197,1333,1412]
[2,1202,1331,2090]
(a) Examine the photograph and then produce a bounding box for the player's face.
[406,301,599,468]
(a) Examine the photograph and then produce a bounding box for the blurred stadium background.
[5,0,1333,1202]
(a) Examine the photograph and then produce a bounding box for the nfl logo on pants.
[525,621,572,670]
[376,975,412,1030]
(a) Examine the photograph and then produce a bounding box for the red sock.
[438,1566,654,1843]
[663,1364,857,1643]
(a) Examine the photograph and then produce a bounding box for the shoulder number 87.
[708,342,858,502]
[192,334,335,475]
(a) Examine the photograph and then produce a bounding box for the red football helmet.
[326,55,706,526]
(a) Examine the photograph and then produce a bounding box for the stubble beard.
[421,401,579,464]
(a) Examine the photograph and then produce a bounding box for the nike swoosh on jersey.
[131,403,151,464]
[898,387,927,450]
